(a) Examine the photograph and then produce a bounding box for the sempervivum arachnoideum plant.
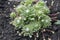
[10,0,51,37]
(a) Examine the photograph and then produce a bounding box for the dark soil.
[0,0,60,40]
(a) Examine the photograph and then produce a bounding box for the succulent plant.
[10,0,51,37]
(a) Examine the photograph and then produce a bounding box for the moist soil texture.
[0,0,60,40]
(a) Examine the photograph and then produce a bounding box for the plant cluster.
[10,0,51,37]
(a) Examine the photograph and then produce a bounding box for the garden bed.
[0,0,60,40]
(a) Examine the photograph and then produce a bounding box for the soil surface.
[0,0,60,40]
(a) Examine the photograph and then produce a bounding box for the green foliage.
[10,12,16,18]
[22,21,41,36]
[10,0,51,37]
[55,20,60,24]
